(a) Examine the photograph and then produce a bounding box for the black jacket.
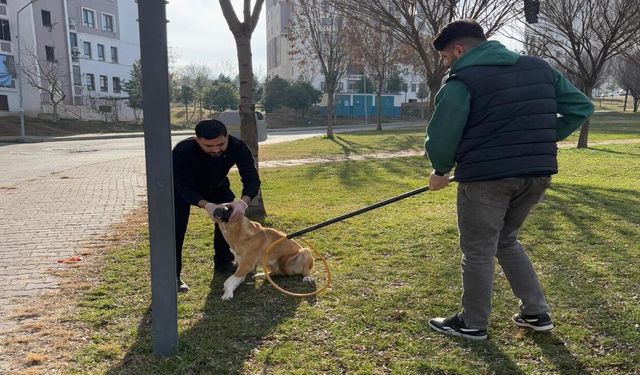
[172,136,260,205]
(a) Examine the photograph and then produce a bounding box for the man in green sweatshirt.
[425,20,594,340]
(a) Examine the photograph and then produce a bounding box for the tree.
[286,80,323,118]
[330,0,520,114]
[288,0,351,139]
[386,68,405,94]
[219,0,266,218]
[179,63,212,121]
[264,75,290,112]
[176,84,196,125]
[20,48,67,122]
[615,48,640,112]
[416,82,430,119]
[348,19,401,130]
[524,0,640,147]
[123,60,143,123]
[203,81,239,114]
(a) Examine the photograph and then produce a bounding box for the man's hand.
[225,200,248,222]
[429,170,450,191]
[204,202,222,221]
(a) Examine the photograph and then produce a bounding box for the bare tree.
[330,0,520,114]
[288,0,351,139]
[219,0,267,218]
[347,19,401,130]
[524,0,640,147]
[21,48,67,122]
[614,48,640,112]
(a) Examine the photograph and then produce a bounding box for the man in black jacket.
[173,119,261,292]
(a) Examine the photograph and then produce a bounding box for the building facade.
[0,0,140,120]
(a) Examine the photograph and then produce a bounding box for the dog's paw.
[303,276,314,283]
[221,292,234,300]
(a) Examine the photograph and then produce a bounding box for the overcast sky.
[166,0,268,78]
[165,1,521,78]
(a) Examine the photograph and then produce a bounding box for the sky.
[166,0,268,78]
[165,1,522,78]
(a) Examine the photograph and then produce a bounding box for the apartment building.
[0,0,140,120]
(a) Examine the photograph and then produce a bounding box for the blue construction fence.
[319,94,402,118]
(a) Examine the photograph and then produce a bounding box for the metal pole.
[16,0,37,139]
[137,0,178,356]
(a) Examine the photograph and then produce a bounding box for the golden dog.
[213,206,314,300]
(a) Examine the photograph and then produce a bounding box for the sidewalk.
[0,121,423,144]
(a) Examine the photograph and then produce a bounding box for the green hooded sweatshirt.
[424,41,594,174]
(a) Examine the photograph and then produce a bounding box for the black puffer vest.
[450,56,558,182]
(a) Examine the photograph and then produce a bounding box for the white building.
[0,0,140,120]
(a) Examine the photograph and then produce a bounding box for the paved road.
[0,122,423,345]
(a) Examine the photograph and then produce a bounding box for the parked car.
[215,110,268,142]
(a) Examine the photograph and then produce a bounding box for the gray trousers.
[457,177,551,329]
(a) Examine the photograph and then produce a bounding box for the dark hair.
[433,19,486,51]
[195,119,228,139]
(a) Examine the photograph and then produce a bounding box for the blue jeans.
[457,177,551,329]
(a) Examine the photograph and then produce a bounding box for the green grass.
[69,143,640,374]
[261,112,640,161]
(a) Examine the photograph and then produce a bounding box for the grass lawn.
[69,142,640,374]
[260,111,640,161]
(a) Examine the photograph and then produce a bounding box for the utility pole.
[16,0,39,139]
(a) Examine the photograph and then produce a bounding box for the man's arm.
[424,80,471,175]
[173,146,206,206]
[235,142,261,201]
[553,70,595,141]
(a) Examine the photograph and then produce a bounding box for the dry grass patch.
[0,208,149,375]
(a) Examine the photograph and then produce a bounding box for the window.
[99,75,108,92]
[0,54,16,88]
[97,44,105,61]
[110,46,118,63]
[45,46,55,62]
[82,8,95,28]
[0,0,6,4]
[73,66,81,87]
[101,13,114,32]
[41,10,52,27]
[0,19,10,41]
[86,73,95,91]
[83,41,92,58]
[112,77,121,93]
[0,95,8,111]
[69,32,78,48]
[410,83,416,92]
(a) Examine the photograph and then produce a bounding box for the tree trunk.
[427,82,440,117]
[623,89,629,112]
[235,33,266,219]
[577,120,590,149]
[634,98,639,113]
[184,104,189,125]
[326,89,335,139]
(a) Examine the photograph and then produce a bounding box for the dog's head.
[283,248,314,276]
[213,206,234,223]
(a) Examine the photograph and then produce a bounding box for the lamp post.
[16,0,39,139]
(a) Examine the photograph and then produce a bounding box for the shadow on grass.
[531,333,592,375]
[105,273,304,374]
[462,339,528,375]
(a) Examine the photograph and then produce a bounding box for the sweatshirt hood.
[451,41,520,73]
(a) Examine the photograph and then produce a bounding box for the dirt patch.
[0,208,149,374]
